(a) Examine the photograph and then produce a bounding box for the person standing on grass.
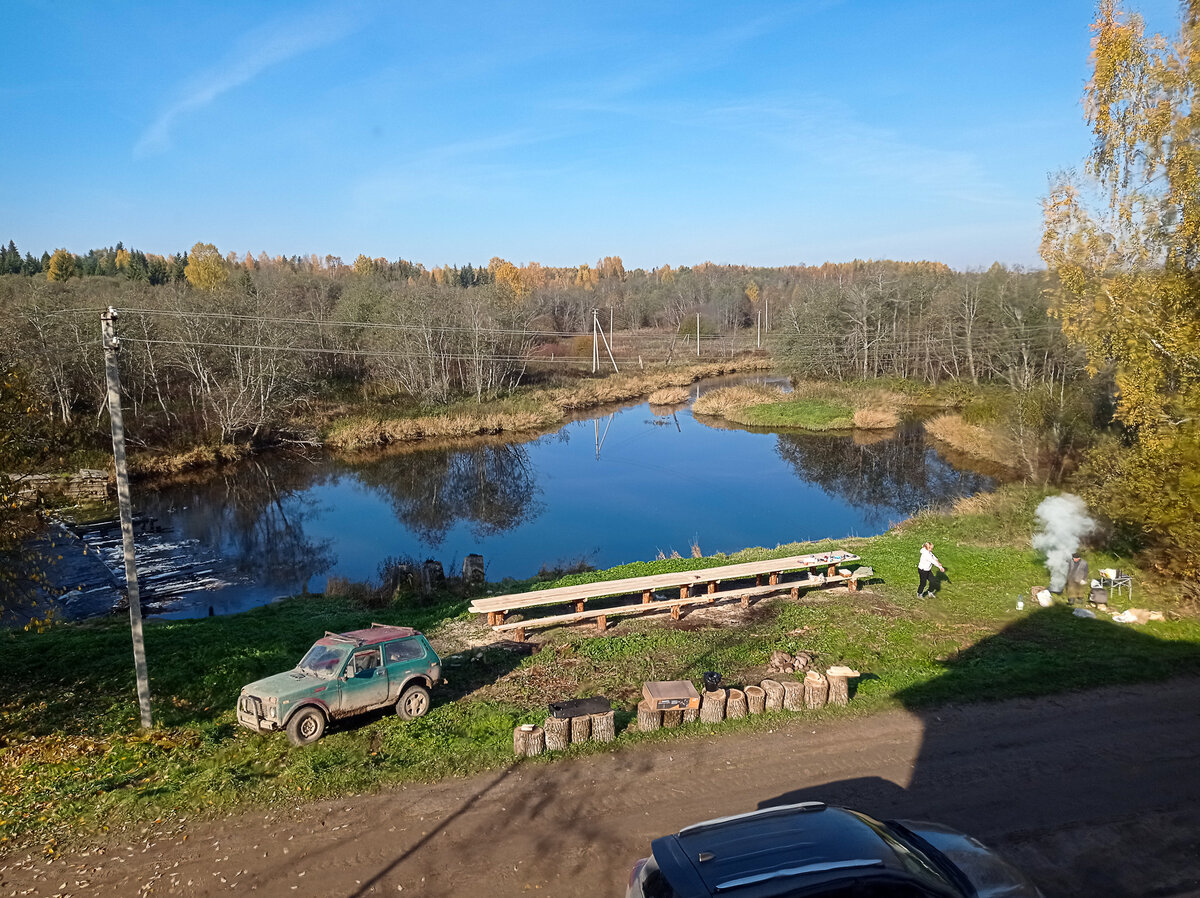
[917,542,945,597]
[1065,551,1089,605]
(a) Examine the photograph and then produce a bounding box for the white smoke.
[1032,494,1096,591]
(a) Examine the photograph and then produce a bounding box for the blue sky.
[1,1,1181,271]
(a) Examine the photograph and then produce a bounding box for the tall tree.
[184,242,228,291]
[1041,0,1200,577]
[45,248,76,281]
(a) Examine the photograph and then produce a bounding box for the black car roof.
[650,802,944,898]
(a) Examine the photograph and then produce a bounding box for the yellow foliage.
[184,242,227,292]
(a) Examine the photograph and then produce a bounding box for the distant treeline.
[0,239,1079,461]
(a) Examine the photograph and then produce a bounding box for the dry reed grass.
[790,380,910,410]
[327,359,772,450]
[692,384,786,417]
[647,387,689,405]
[924,413,1019,469]
[853,407,901,429]
[129,444,249,477]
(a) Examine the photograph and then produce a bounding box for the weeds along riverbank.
[3,485,1198,853]
[322,359,771,450]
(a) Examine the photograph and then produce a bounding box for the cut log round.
[513,724,545,757]
[745,685,766,714]
[662,709,683,728]
[782,679,805,711]
[590,710,616,742]
[825,666,860,707]
[543,715,570,752]
[637,699,662,732]
[761,679,785,711]
[682,707,699,724]
[700,688,727,724]
[570,714,591,744]
[827,675,851,706]
[726,688,748,719]
[804,670,829,710]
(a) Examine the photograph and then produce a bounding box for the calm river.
[50,380,995,620]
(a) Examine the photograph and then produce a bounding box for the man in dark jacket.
[1065,552,1089,605]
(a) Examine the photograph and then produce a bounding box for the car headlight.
[263,696,279,718]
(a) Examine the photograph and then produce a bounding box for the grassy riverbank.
[3,485,1198,854]
[324,360,771,450]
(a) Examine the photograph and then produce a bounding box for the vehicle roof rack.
[678,802,827,838]
[323,631,361,644]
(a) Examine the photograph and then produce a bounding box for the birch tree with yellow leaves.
[1042,0,1200,579]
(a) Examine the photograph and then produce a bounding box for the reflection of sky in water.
[129,398,993,619]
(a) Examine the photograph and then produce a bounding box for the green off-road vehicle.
[236,623,442,746]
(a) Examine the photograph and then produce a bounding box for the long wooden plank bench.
[469,551,862,627]
[483,563,865,641]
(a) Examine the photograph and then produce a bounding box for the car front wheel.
[396,683,431,720]
[286,707,327,746]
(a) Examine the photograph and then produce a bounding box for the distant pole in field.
[757,311,762,349]
[101,308,153,729]
[592,308,599,374]
[696,312,701,357]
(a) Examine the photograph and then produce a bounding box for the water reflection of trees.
[775,422,994,523]
[350,442,542,547]
[140,458,335,589]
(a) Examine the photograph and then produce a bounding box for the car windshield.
[297,642,352,679]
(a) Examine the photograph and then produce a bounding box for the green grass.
[4,483,1199,853]
[732,398,855,430]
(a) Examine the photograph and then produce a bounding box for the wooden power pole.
[101,308,153,729]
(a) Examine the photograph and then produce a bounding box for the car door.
[337,646,389,712]
[384,637,429,698]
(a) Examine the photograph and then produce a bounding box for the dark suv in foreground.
[627,802,1042,898]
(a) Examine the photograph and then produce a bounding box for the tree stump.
[461,554,485,584]
[745,685,766,714]
[662,709,683,728]
[637,699,662,732]
[726,688,748,719]
[513,724,544,757]
[700,689,727,724]
[782,679,805,711]
[682,707,699,724]
[803,670,829,710]
[761,679,785,711]
[825,666,861,707]
[543,715,571,751]
[591,710,616,743]
[570,714,591,744]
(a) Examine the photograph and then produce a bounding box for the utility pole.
[757,311,762,349]
[592,308,599,373]
[696,313,701,357]
[101,308,153,729]
[592,307,619,373]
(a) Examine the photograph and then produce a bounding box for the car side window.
[386,639,425,664]
[351,647,382,677]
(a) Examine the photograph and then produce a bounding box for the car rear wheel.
[286,707,327,746]
[396,683,431,720]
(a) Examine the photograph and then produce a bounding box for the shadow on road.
[759,606,1200,897]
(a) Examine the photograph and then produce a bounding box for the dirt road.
[4,677,1200,898]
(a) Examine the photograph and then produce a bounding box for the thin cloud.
[135,5,371,157]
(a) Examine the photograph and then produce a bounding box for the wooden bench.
[473,551,865,640]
